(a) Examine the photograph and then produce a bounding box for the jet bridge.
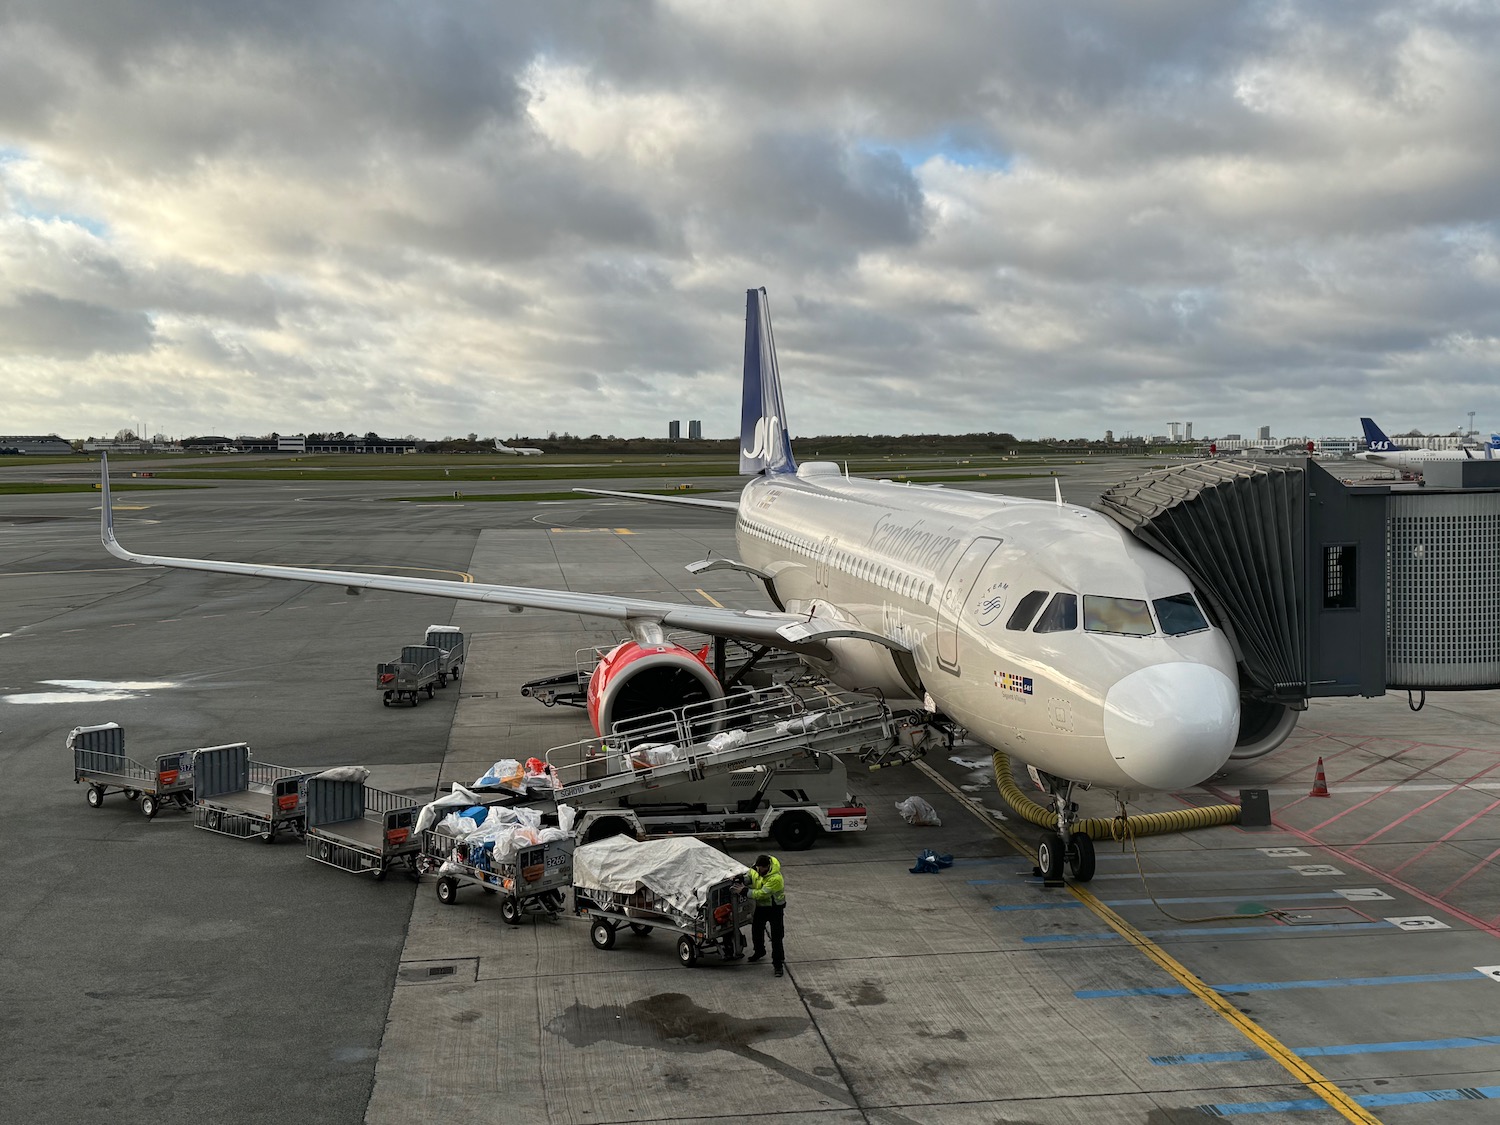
[1096,459,1500,719]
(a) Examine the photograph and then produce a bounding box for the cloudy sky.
[1,2,1496,443]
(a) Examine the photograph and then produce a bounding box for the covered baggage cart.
[377,645,441,707]
[70,723,193,819]
[425,625,465,686]
[572,837,751,967]
[303,768,420,880]
[193,742,308,844]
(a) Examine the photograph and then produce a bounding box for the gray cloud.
[0,2,1498,441]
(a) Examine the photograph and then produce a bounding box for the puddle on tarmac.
[2,679,182,704]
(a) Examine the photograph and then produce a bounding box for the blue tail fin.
[1359,417,1403,452]
[739,288,797,476]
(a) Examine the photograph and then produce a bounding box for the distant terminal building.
[0,434,73,455]
[688,420,702,440]
[277,434,307,453]
[669,420,681,441]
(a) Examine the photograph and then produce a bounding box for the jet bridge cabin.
[1096,459,1500,755]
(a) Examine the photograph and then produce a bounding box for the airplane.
[1355,417,1496,471]
[100,288,1274,883]
[494,439,544,456]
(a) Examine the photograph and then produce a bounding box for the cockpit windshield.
[1153,592,1210,636]
[1082,595,1155,636]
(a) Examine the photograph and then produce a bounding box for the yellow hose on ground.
[992,751,1240,839]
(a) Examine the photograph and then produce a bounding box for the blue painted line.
[1088,870,1318,881]
[1155,1034,1500,1065]
[1197,1084,1500,1115]
[1026,921,1386,943]
[990,891,1343,910]
[1078,970,1482,999]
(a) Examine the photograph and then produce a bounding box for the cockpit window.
[1154,592,1210,636]
[1032,592,1078,633]
[1006,589,1049,631]
[1083,595,1155,636]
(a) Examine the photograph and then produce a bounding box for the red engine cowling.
[586,641,723,736]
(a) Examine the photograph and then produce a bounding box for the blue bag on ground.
[909,849,954,874]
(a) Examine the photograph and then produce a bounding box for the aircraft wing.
[98,457,890,659]
[573,487,741,512]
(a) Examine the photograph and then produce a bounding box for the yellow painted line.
[696,589,724,608]
[614,528,633,535]
[0,566,165,578]
[914,760,1384,1125]
[547,528,634,535]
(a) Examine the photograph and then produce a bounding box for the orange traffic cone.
[1309,757,1331,798]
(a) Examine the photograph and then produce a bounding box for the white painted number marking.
[1336,888,1394,902]
[1290,865,1344,876]
[1385,916,1450,932]
[1473,966,1500,982]
[1258,847,1309,857]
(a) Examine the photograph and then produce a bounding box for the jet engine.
[586,641,724,736]
[1228,696,1299,762]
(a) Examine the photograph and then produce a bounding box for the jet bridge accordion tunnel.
[1096,459,1500,762]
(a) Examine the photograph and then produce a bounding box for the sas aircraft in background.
[101,289,1282,883]
[1356,417,1497,471]
[494,439,544,456]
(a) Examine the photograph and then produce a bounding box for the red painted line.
[1305,746,1472,834]
[1264,736,1375,787]
[1439,843,1500,900]
[1389,796,1500,877]
[1349,756,1500,851]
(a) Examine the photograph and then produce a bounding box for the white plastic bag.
[706,729,747,752]
[895,795,942,827]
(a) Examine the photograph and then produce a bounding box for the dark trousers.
[752,903,785,966]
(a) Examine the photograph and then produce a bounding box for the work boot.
[747,952,765,963]
[774,965,784,977]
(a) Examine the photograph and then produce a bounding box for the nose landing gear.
[1033,773,1096,883]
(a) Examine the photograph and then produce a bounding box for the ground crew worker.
[746,853,786,976]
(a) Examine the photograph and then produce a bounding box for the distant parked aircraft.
[494,439,544,456]
[1355,418,1497,471]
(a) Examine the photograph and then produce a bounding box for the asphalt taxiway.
[4,458,1497,1124]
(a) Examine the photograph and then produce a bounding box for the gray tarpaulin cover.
[66,723,122,751]
[572,836,746,918]
[310,766,370,784]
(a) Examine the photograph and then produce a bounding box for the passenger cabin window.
[1154,592,1210,636]
[1006,589,1049,631]
[1033,592,1078,633]
[1083,595,1155,636]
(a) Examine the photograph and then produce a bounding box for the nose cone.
[1103,664,1239,790]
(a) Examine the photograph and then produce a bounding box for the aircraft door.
[936,537,1003,672]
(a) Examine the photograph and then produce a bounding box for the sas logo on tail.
[994,671,1033,695]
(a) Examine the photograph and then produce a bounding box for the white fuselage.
[735,463,1241,792]
[1356,448,1485,471]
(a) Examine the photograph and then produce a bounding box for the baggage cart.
[377,644,441,707]
[421,824,573,923]
[572,837,752,967]
[69,723,193,819]
[303,772,420,880]
[193,742,308,844]
[424,625,465,687]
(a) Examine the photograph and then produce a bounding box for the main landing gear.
[1033,772,1095,883]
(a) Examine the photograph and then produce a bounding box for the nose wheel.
[1033,772,1096,883]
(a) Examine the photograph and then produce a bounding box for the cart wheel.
[629,923,654,937]
[318,841,333,862]
[771,810,819,851]
[373,864,388,882]
[86,785,104,808]
[676,935,698,967]
[124,788,140,801]
[590,920,617,950]
[410,693,420,707]
[437,877,458,905]
[382,695,391,707]
[425,684,435,699]
[206,810,222,831]
[262,826,276,844]
[140,794,158,820]
[500,896,523,925]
